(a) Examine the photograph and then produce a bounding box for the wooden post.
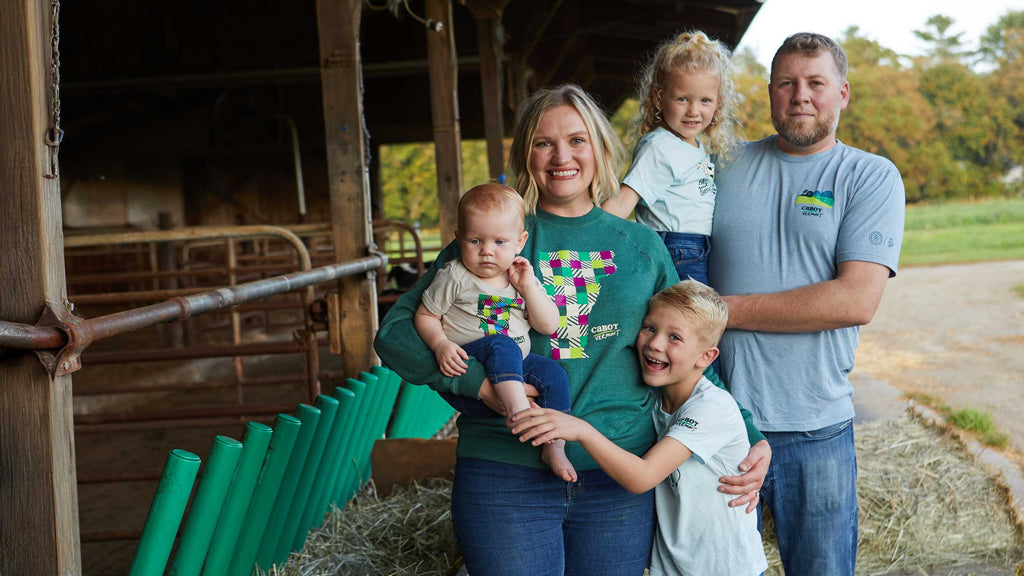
[316,0,379,376]
[424,0,462,245]
[467,0,509,181]
[0,1,82,575]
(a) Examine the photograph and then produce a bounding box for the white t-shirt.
[622,127,717,236]
[649,377,767,576]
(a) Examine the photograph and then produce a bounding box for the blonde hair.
[457,183,526,233]
[647,280,729,347]
[634,31,740,159]
[507,84,624,213]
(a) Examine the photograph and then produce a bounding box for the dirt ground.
[854,259,1024,457]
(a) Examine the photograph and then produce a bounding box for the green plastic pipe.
[278,394,339,556]
[347,371,385,498]
[360,367,403,484]
[318,379,366,521]
[260,403,321,564]
[289,386,356,557]
[128,449,202,576]
[200,421,273,576]
[168,436,243,576]
[388,381,416,438]
[226,413,302,576]
[336,374,383,503]
[252,404,320,568]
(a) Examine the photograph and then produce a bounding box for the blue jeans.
[439,334,570,417]
[452,457,654,576]
[759,419,858,576]
[658,231,710,285]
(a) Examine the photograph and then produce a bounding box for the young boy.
[512,280,767,575]
[414,183,576,481]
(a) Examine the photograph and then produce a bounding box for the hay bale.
[762,414,1024,575]
[267,478,460,576]
[273,414,1024,576]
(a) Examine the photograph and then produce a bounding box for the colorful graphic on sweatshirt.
[538,250,617,359]
[477,294,524,336]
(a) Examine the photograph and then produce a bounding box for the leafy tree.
[913,14,970,64]
[837,28,940,202]
[732,47,773,141]
[981,10,1024,170]
[978,10,1024,64]
[380,139,495,226]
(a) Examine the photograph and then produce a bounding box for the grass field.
[901,196,1024,266]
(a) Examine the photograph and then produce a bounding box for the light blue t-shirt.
[649,378,767,576]
[709,137,905,432]
[622,127,717,236]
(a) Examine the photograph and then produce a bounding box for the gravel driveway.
[854,259,1024,452]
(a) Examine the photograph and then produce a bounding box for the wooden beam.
[0,1,82,575]
[425,0,462,245]
[467,0,509,181]
[316,0,379,377]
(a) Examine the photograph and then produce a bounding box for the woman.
[374,84,769,575]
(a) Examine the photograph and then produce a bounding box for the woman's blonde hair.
[507,84,624,213]
[634,31,741,159]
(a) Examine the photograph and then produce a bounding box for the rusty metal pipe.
[0,253,386,358]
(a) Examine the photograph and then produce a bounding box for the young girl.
[602,31,740,285]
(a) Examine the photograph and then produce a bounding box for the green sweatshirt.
[374,207,764,471]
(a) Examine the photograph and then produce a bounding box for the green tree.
[380,139,496,227]
[837,28,941,202]
[732,47,773,141]
[980,10,1024,170]
[912,16,1003,198]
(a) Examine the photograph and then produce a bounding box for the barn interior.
[2,1,764,574]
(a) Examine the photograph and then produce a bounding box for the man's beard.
[772,107,838,148]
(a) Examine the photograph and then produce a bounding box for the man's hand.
[718,439,771,513]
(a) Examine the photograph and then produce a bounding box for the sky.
[737,0,1024,67]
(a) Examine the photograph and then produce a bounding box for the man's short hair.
[772,32,848,82]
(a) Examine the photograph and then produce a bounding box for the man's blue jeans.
[451,457,655,576]
[759,419,858,576]
[658,231,710,285]
[439,334,570,417]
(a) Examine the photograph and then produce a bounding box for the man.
[708,33,905,575]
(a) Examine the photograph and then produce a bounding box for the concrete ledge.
[909,402,1024,532]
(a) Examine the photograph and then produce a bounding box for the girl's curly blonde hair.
[633,31,741,159]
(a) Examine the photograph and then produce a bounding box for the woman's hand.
[477,378,539,415]
[718,439,771,513]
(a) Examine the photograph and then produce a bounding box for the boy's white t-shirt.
[649,377,768,576]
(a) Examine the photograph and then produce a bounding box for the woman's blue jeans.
[439,334,570,417]
[759,419,858,576]
[452,457,655,576]
[658,231,710,285]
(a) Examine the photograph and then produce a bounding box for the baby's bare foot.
[541,440,577,482]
